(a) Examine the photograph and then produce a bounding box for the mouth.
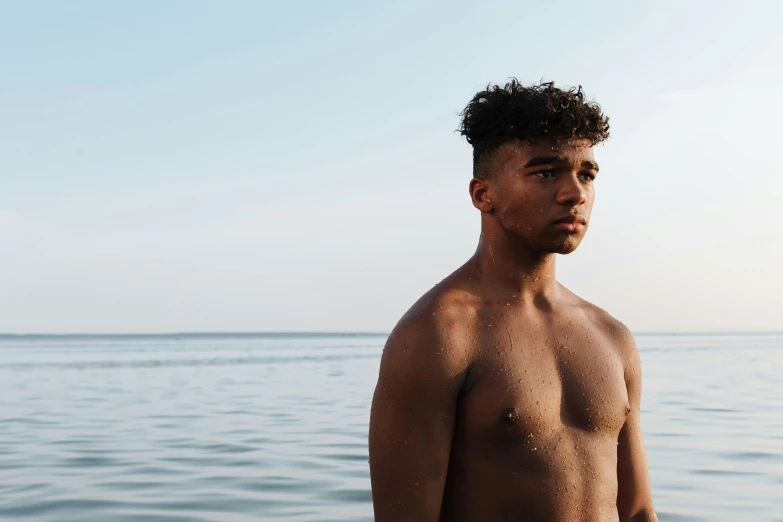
[552,214,587,232]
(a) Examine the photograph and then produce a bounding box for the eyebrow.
[523,156,600,172]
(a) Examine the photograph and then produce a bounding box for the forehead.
[496,138,595,166]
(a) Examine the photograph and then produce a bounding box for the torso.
[437,286,631,522]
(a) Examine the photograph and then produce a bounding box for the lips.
[552,214,587,233]
[553,215,587,225]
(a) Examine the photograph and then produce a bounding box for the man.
[369,80,657,522]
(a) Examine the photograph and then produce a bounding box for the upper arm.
[612,323,657,521]
[369,309,472,522]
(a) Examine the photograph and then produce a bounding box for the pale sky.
[1,1,781,334]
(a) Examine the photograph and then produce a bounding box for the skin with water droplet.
[369,138,656,522]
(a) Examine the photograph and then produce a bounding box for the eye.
[535,170,556,179]
[578,172,596,182]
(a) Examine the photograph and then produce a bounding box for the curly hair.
[458,79,610,174]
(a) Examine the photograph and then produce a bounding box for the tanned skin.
[369,138,657,521]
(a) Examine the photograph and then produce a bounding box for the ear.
[469,177,494,213]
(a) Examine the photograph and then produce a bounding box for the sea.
[1,332,781,522]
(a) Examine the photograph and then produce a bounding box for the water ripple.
[0,333,781,521]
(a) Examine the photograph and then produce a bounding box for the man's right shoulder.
[382,284,480,377]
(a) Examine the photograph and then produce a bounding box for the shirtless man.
[369,80,657,522]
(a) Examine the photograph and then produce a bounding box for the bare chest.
[458,325,630,445]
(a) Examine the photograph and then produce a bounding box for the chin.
[550,235,584,255]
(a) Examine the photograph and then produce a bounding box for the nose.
[555,173,587,207]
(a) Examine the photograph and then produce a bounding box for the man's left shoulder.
[558,283,638,355]
[566,293,639,361]
[591,306,635,351]
[576,303,643,392]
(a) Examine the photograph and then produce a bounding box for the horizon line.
[0,330,782,338]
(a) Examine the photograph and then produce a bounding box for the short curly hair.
[458,79,610,175]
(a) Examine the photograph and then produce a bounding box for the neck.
[471,225,558,302]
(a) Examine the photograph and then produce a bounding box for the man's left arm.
[616,329,657,522]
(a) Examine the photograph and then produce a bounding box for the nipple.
[501,408,519,425]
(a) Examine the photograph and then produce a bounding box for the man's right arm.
[369,308,471,522]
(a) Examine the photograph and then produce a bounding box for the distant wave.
[1,352,381,371]
[0,332,389,340]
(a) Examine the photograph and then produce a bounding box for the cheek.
[496,189,548,226]
[583,191,596,216]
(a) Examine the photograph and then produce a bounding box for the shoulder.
[559,284,640,372]
[381,279,480,382]
[581,299,643,391]
[587,304,636,354]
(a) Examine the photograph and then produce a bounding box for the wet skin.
[369,139,657,521]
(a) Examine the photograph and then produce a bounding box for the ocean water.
[1,332,781,522]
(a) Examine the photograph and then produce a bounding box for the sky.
[1,1,782,334]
